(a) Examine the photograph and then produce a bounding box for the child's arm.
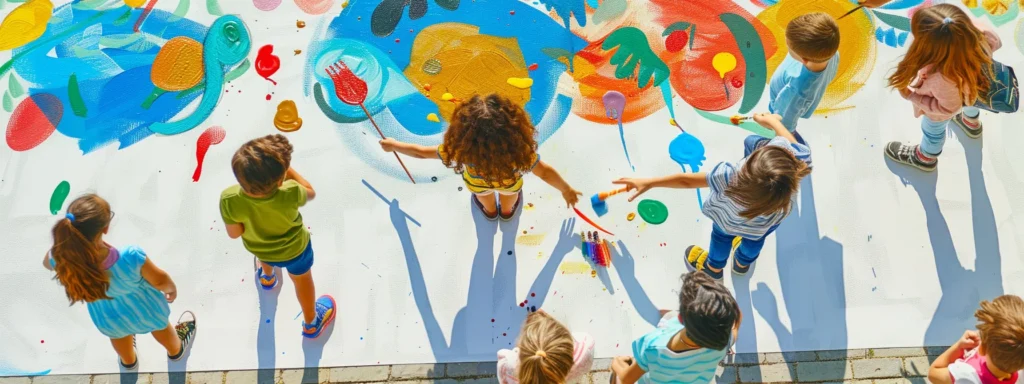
[286,168,316,201]
[379,138,439,159]
[611,356,646,384]
[613,173,708,202]
[141,259,178,303]
[224,223,244,239]
[532,160,582,207]
[928,330,981,384]
[769,85,803,132]
[752,113,800,144]
[42,252,54,271]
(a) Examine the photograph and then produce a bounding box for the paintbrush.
[730,115,751,125]
[838,4,864,20]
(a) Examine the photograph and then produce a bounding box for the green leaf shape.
[2,91,12,112]
[8,74,24,98]
[601,26,669,88]
[206,0,223,15]
[68,73,88,117]
[113,8,132,25]
[662,22,691,36]
[872,11,911,31]
[50,181,71,215]
[720,13,767,114]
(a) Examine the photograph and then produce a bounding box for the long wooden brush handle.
[360,104,416,184]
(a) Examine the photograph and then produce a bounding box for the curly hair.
[441,94,538,184]
[231,134,294,196]
[887,4,992,105]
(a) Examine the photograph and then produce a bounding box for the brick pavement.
[0,346,945,383]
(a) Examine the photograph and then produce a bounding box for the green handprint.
[602,27,669,89]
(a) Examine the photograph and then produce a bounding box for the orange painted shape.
[274,100,303,132]
[150,36,205,91]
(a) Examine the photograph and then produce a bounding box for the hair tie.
[942,17,953,25]
[65,213,76,222]
[534,350,547,358]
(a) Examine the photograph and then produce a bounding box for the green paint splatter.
[207,0,224,15]
[50,181,71,215]
[8,74,23,98]
[72,0,106,10]
[99,34,144,48]
[113,8,133,26]
[2,91,12,112]
[720,13,767,114]
[663,22,691,36]
[140,88,167,109]
[872,11,911,32]
[68,74,88,117]
[637,199,669,225]
[602,27,669,88]
[694,109,775,138]
[177,59,250,99]
[171,0,190,20]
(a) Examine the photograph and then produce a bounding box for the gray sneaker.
[885,142,936,172]
[952,113,983,139]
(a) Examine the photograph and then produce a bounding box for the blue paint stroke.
[668,132,706,208]
[659,81,676,121]
[150,15,251,135]
[362,179,421,227]
[0,364,51,377]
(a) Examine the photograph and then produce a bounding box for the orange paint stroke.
[294,0,333,15]
[151,37,205,91]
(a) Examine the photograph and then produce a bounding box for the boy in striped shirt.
[614,113,811,280]
[609,271,740,384]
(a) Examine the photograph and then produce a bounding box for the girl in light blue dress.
[43,194,197,369]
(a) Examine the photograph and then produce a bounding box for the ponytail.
[51,194,113,304]
[516,311,575,384]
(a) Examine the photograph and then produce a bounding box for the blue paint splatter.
[668,132,706,208]
[266,319,271,323]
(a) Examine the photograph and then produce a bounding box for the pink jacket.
[903,20,1003,122]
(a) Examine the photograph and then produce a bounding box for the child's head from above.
[726,145,811,219]
[785,12,840,64]
[51,194,114,304]
[887,4,992,103]
[442,94,538,183]
[516,310,575,384]
[975,295,1024,373]
[232,134,294,197]
[678,271,740,351]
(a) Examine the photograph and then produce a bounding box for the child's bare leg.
[151,324,182,356]
[290,271,317,324]
[475,192,498,216]
[110,335,137,365]
[498,192,520,216]
[259,261,275,275]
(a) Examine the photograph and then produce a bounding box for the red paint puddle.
[255,45,280,85]
[193,126,226,182]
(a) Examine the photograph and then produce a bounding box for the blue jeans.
[919,107,978,157]
[707,224,779,270]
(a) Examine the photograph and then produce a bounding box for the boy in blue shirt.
[768,12,841,144]
[610,271,740,384]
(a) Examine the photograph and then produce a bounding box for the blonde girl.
[497,310,595,384]
[884,3,1002,171]
[43,194,197,369]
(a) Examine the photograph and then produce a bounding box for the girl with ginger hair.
[43,194,197,369]
[884,3,1003,172]
[380,94,581,221]
[497,310,595,384]
[928,295,1024,384]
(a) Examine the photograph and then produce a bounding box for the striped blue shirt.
[700,136,812,239]
[633,312,730,384]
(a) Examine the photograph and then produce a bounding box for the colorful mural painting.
[2,0,1024,377]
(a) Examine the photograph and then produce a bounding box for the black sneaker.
[884,142,936,172]
[952,113,983,139]
[169,311,196,361]
[730,237,751,275]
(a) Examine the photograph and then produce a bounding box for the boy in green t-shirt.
[220,134,335,339]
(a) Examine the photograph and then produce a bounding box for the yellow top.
[437,144,539,193]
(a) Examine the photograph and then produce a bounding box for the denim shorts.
[264,240,314,276]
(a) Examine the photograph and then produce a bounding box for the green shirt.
[220,180,309,262]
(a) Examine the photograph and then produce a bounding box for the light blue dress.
[51,246,171,338]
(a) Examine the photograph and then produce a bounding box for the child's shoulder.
[220,184,244,200]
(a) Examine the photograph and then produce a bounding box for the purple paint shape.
[602,91,633,170]
[254,0,282,11]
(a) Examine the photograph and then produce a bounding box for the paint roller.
[590,187,628,209]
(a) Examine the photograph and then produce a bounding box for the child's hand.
[899,87,912,99]
[561,187,583,208]
[613,178,652,202]
[379,138,399,153]
[955,330,980,350]
[752,113,783,127]
[164,285,178,303]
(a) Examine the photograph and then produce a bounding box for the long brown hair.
[725,146,811,219]
[887,4,991,104]
[51,194,113,304]
[517,311,575,384]
[441,94,538,184]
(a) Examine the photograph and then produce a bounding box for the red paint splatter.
[731,77,744,88]
[528,63,538,71]
[491,318,495,322]
[255,45,280,85]
[6,93,62,151]
[266,94,272,100]
[524,299,528,304]
[502,333,507,336]
[395,38,401,43]
[530,292,535,297]
[519,302,525,307]
[193,126,226,182]
[665,30,688,53]
[133,0,160,32]
[40,340,44,344]
[509,10,515,15]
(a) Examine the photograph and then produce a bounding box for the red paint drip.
[40,340,44,344]
[133,0,160,32]
[255,45,280,85]
[509,10,515,15]
[573,207,614,236]
[192,126,226,182]
[731,77,744,88]
[266,94,272,100]
[530,292,535,297]
[528,63,538,71]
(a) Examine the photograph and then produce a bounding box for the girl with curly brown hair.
[380,94,581,221]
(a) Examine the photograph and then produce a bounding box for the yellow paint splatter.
[757,0,875,114]
[524,202,535,211]
[125,0,145,6]
[441,92,454,101]
[294,49,302,55]
[669,118,677,127]
[341,0,348,7]
[507,77,534,89]
[559,262,592,275]
[516,234,546,246]
[626,212,635,221]
[426,113,440,122]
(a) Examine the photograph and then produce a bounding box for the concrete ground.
[1,346,943,383]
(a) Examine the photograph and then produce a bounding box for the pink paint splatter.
[193,126,226,182]
[293,0,333,14]
[253,0,282,11]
